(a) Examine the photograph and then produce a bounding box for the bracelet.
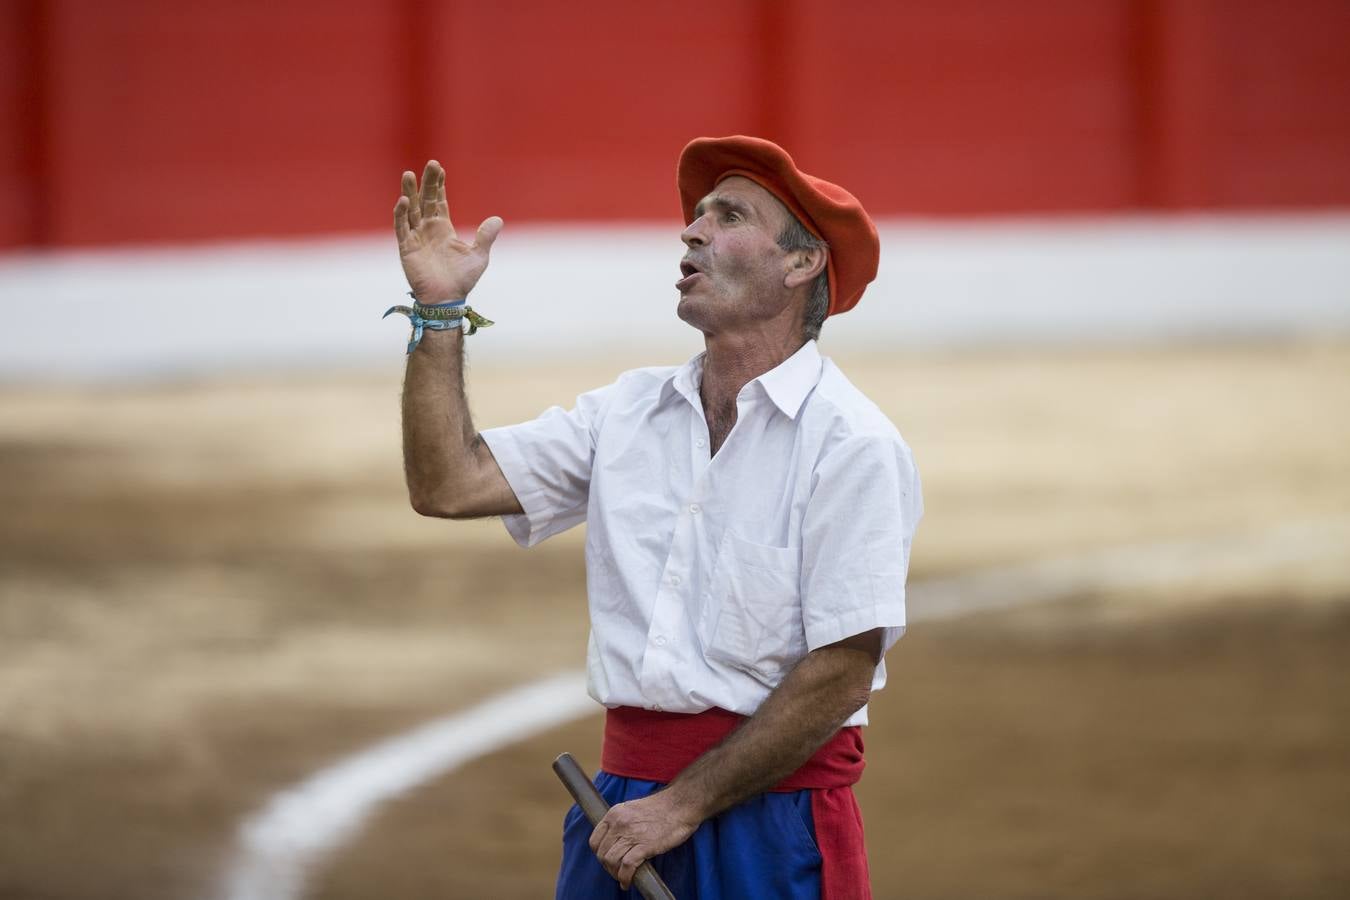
[382,295,495,353]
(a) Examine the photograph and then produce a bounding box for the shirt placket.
[639,388,711,711]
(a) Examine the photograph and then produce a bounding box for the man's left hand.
[588,789,702,889]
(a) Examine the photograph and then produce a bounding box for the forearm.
[664,640,877,821]
[402,326,520,517]
[401,326,472,513]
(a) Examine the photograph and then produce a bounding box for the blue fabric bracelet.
[383,297,466,354]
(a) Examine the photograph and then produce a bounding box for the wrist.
[418,324,462,342]
[662,777,714,827]
[412,286,469,305]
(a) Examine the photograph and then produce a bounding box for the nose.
[681,215,708,248]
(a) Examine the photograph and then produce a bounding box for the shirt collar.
[661,350,706,409]
[660,340,823,420]
[754,340,823,420]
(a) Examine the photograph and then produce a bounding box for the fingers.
[419,160,444,226]
[401,171,421,229]
[587,819,608,855]
[600,835,639,883]
[616,846,648,891]
[433,161,451,219]
[591,815,649,889]
[590,818,624,878]
[394,196,411,244]
[401,161,482,247]
[414,160,457,236]
[475,216,504,253]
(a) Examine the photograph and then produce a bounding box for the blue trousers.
[557,771,823,899]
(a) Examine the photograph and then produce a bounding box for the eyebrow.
[693,194,754,220]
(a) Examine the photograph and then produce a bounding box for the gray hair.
[776,215,830,342]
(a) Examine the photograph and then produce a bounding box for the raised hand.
[394,160,503,304]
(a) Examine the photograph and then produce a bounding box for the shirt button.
[653,704,663,712]
[655,635,667,646]
[688,503,700,514]
[696,438,706,448]
[670,574,681,586]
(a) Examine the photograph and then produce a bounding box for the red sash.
[602,706,872,899]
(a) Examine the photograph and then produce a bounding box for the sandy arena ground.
[1,342,1348,899]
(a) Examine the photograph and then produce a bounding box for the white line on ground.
[216,516,1350,900]
[217,672,592,900]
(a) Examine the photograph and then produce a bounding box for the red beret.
[677,135,879,317]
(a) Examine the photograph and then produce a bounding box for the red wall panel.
[1208,0,1350,207]
[786,0,1139,215]
[429,0,766,227]
[0,0,41,246]
[1113,0,1350,209]
[41,0,407,245]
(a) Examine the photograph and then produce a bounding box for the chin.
[675,293,698,322]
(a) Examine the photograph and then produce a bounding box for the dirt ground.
[1,342,1348,899]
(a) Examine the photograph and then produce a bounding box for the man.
[392,136,922,899]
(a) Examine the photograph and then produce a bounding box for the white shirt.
[480,340,922,726]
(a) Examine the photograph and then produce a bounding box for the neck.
[699,327,804,414]
[691,291,808,454]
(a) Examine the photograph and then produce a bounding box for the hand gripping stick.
[552,752,677,900]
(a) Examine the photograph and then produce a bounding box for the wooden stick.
[552,752,677,900]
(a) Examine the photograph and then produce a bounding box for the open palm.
[394,160,503,304]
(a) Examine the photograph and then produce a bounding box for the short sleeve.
[479,380,618,548]
[800,433,923,655]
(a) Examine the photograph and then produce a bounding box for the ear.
[783,246,828,290]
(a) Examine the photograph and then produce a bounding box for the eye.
[723,209,742,223]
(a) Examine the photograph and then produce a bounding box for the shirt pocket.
[699,531,807,686]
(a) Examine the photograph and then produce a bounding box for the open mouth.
[676,258,706,292]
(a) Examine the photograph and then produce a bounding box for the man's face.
[675,176,795,334]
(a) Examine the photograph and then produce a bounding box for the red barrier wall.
[2,0,1348,249]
